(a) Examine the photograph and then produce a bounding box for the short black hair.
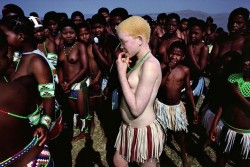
[168,41,187,56]
[71,11,85,20]
[90,14,106,26]
[43,11,59,25]
[59,19,77,32]
[189,19,206,32]
[110,7,129,20]
[98,7,109,15]
[166,13,180,24]
[2,4,24,18]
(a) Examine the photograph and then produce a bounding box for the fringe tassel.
[154,99,188,132]
[114,121,164,163]
[241,134,250,159]
[224,129,236,154]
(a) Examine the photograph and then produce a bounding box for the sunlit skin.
[114,16,163,167]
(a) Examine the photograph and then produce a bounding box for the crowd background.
[0,2,250,167]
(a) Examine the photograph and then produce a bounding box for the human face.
[78,27,91,43]
[1,26,21,51]
[73,16,84,25]
[91,23,105,39]
[61,26,76,44]
[189,26,204,44]
[228,14,246,34]
[158,18,166,29]
[47,20,59,34]
[168,47,184,68]
[181,21,188,31]
[101,12,110,22]
[166,18,179,34]
[34,27,45,42]
[118,31,140,57]
[110,16,123,34]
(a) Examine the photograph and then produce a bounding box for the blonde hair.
[116,16,151,43]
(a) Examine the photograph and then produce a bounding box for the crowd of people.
[0,3,249,167]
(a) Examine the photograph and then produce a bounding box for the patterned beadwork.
[228,73,250,97]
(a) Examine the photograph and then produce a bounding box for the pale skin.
[114,31,162,167]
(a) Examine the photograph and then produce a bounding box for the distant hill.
[137,10,229,31]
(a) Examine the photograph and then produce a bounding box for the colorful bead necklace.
[63,42,77,57]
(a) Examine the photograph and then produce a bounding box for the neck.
[136,47,151,60]
[64,41,76,47]
[21,44,37,53]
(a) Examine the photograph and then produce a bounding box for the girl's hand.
[116,52,130,75]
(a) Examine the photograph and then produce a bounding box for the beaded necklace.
[228,73,250,97]
[63,42,77,57]
[127,51,151,75]
[15,51,34,72]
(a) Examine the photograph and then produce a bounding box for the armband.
[40,115,52,130]
[38,83,55,98]
[47,53,58,66]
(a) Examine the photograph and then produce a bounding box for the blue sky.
[1,0,249,17]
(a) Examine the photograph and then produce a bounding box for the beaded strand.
[127,50,151,75]
[63,42,77,57]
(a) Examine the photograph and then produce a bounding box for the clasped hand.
[116,52,131,75]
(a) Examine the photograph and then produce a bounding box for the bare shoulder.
[179,64,190,73]
[30,53,50,70]
[201,43,209,51]
[76,42,87,50]
[143,55,161,75]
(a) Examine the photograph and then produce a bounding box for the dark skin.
[34,27,57,59]
[158,18,183,69]
[187,25,209,81]
[0,80,44,167]
[0,31,45,166]
[58,25,89,141]
[210,14,247,71]
[159,47,198,167]
[58,27,88,92]
[210,59,250,167]
[1,24,54,146]
[92,23,113,72]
